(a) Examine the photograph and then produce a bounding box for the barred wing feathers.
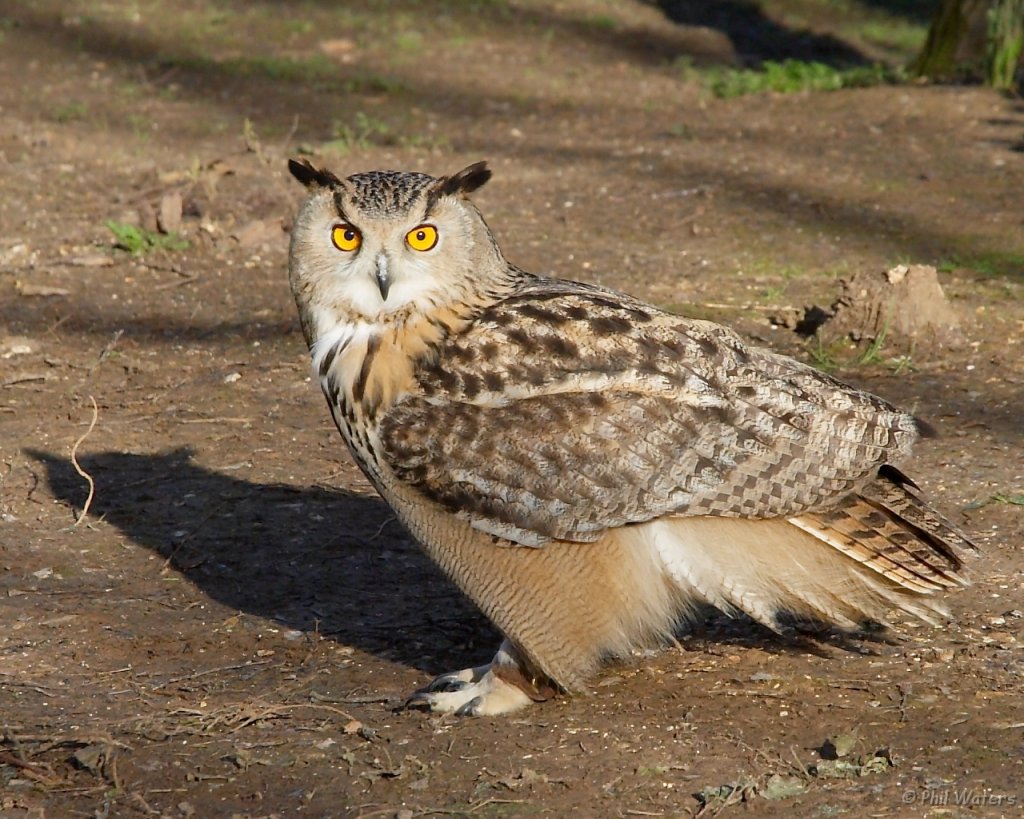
[382,282,929,521]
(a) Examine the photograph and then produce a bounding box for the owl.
[286,159,975,716]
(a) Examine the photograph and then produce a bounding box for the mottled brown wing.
[378,279,923,547]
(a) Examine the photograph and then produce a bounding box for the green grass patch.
[937,251,1024,278]
[106,221,190,254]
[343,72,406,96]
[588,14,618,31]
[807,322,911,373]
[964,492,1024,510]
[52,102,89,123]
[393,29,424,54]
[224,53,337,82]
[856,19,926,53]
[324,112,395,154]
[682,59,905,98]
[164,53,337,84]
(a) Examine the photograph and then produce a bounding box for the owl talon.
[403,643,546,716]
[404,668,533,715]
[417,664,483,693]
[428,676,469,693]
[455,696,484,717]
[403,692,438,711]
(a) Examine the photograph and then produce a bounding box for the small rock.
[67,253,114,267]
[157,191,184,234]
[924,646,955,663]
[319,38,358,64]
[1,336,37,358]
[15,281,70,297]
[232,218,282,248]
[137,202,159,233]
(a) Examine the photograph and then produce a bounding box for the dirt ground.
[2,1,1023,817]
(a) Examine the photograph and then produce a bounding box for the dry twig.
[71,395,99,525]
[87,329,124,375]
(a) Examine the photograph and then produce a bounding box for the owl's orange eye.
[406,224,438,252]
[331,224,361,252]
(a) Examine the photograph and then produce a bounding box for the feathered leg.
[392,489,685,713]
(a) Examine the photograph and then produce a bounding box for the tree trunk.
[912,0,991,79]
[913,0,1024,88]
[987,0,1024,89]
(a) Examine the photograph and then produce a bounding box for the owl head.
[287,159,507,343]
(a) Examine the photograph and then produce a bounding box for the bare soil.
[2,2,1023,817]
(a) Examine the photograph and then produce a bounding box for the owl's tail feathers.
[651,471,976,634]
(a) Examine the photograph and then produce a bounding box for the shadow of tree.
[9,0,876,146]
[28,447,499,676]
[6,1,1019,277]
[648,0,869,65]
[851,0,935,23]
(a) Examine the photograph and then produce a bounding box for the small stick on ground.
[153,270,200,290]
[71,395,99,526]
[0,751,64,785]
[87,329,124,375]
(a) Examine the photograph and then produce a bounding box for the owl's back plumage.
[286,159,976,714]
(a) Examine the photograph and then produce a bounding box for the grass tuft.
[106,221,190,254]
[681,59,905,98]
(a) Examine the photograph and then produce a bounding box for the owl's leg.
[405,639,558,716]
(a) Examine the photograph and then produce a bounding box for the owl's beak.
[374,253,392,301]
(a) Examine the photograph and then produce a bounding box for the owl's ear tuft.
[433,161,492,199]
[288,158,341,189]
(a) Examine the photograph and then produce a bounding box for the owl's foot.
[404,641,558,716]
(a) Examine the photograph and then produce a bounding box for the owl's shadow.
[31,449,875,679]
[29,447,498,676]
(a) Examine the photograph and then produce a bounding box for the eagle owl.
[286,159,975,716]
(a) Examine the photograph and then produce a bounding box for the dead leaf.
[498,767,551,790]
[760,774,808,800]
[223,749,251,770]
[71,744,107,775]
[820,730,858,759]
[811,748,893,779]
